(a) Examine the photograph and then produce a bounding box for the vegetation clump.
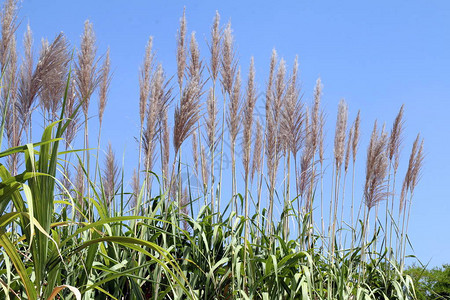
[0,1,424,298]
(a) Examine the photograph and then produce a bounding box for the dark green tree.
[406,264,450,299]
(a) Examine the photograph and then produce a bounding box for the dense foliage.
[406,264,450,299]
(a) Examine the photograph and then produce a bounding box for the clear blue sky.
[17,0,450,267]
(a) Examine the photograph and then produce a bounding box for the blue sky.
[17,0,450,267]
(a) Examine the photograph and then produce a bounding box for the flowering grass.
[0,1,423,299]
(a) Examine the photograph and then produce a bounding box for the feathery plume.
[299,109,313,198]
[273,58,286,122]
[227,67,241,145]
[76,20,98,117]
[173,33,203,154]
[139,37,153,126]
[4,35,20,174]
[176,8,187,89]
[187,32,201,80]
[143,63,171,172]
[209,11,221,82]
[311,78,322,151]
[38,38,49,108]
[411,138,424,193]
[345,126,353,173]
[98,47,111,125]
[143,66,162,171]
[0,0,18,71]
[162,110,170,186]
[400,134,422,211]
[389,104,404,172]
[200,145,209,193]
[18,32,69,128]
[64,79,80,147]
[266,49,277,114]
[334,99,348,170]
[364,121,388,210]
[192,130,199,173]
[35,34,69,84]
[281,56,303,156]
[153,64,172,120]
[411,139,424,193]
[75,164,85,219]
[319,111,325,166]
[242,57,256,174]
[206,87,218,151]
[103,142,119,207]
[173,77,202,153]
[251,120,263,182]
[265,50,277,167]
[2,32,16,98]
[39,36,70,121]
[221,22,236,95]
[131,169,140,209]
[269,56,287,159]
[352,110,361,163]
[16,24,33,127]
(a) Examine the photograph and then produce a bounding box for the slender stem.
[350,160,356,250]
[231,142,237,213]
[384,163,392,275]
[328,165,336,258]
[339,171,347,250]
[243,170,250,291]
[374,195,381,253]
[294,155,302,244]
[401,191,414,271]
[320,160,324,252]
[28,114,33,143]
[388,170,397,262]
[177,149,182,216]
[268,166,275,240]
[331,168,341,258]
[93,121,103,185]
[83,114,91,222]
[257,137,267,241]
[360,204,369,282]
[210,92,216,218]
[307,152,316,250]
[217,88,227,221]
[328,163,336,257]
[0,89,10,150]
[284,152,290,240]
[399,189,412,270]
[137,123,143,191]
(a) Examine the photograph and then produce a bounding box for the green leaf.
[0,230,37,300]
